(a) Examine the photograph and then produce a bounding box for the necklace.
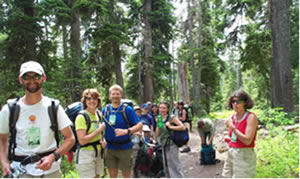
[233,112,248,128]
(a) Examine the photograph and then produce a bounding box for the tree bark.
[138,55,144,104]
[70,0,82,101]
[178,62,191,104]
[110,0,124,93]
[143,0,153,102]
[270,0,294,112]
[23,0,36,61]
[187,0,196,100]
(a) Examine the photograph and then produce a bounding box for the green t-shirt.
[75,110,101,151]
[158,114,176,147]
[198,119,216,137]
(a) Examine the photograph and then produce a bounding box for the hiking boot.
[180,146,191,153]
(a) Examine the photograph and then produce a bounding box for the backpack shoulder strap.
[7,97,20,160]
[104,104,110,118]
[78,111,91,132]
[121,104,131,127]
[48,99,60,148]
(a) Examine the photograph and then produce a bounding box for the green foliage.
[60,156,79,178]
[252,107,298,127]
[256,128,299,178]
[208,110,234,120]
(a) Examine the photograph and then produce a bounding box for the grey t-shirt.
[197,119,215,137]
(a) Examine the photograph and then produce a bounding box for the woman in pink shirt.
[222,89,258,178]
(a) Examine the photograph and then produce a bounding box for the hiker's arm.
[36,126,75,171]
[228,113,258,146]
[181,110,187,121]
[77,123,105,145]
[166,116,185,131]
[0,134,11,176]
[207,134,214,146]
[115,122,143,136]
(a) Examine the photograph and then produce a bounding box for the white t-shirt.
[0,96,72,176]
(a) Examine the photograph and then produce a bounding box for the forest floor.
[179,119,228,178]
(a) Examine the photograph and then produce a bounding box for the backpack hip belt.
[106,138,131,149]
[75,140,101,164]
[12,150,55,165]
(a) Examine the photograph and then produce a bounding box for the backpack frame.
[7,97,60,160]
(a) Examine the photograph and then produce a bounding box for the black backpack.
[165,115,189,147]
[65,102,102,163]
[7,97,60,161]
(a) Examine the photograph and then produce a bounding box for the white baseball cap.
[19,61,45,76]
[143,125,151,132]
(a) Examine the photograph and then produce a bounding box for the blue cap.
[142,103,148,109]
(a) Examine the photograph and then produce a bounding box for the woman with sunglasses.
[222,89,258,178]
[75,88,105,178]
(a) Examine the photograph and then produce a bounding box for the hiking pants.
[222,147,256,178]
[162,144,184,178]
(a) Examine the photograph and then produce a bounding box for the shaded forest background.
[0,0,298,116]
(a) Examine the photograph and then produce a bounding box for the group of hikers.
[0,61,259,178]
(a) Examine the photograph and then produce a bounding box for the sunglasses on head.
[22,74,42,81]
[231,99,243,104]
[86,97,97,101]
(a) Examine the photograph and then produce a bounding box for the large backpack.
[165,115,189,147]
[200,144,216,165]
[65,102,102,163]
[7,97,60,161]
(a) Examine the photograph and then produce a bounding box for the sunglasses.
[86,97,97,101]
[231,100,243,104]
[22,74,42,81]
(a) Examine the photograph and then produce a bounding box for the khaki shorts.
[76,149,104,178]
[222,147,256,178]
[104,148,133,171]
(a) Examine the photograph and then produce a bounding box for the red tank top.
[229,112,257,148]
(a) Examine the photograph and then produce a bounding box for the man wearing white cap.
[0,61,75,177]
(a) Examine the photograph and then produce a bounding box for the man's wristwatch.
[53,151,60,161]
[127,129,131,135]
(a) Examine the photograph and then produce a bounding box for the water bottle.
[157,115,163,128]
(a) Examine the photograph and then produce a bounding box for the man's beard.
[24,82,43,93]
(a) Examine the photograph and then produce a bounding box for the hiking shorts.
[104,148,133,171]
[222,147,256,178]
[76,149,104,178]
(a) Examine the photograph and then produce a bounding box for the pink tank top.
[229,112,257,148]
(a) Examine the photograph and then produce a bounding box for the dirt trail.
[179,119,228,178]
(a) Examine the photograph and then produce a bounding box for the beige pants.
[76,149,104,178]
[22,170,61,178]
[222,147,256,178]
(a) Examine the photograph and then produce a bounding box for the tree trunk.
[236,60,242,89]
[143,0,153,102]
[70,0,82,101]
[113,43,124,92]
[138,55,144,104]
[23,0,36,61]
[270,0,294,112]
[178,62,190,104]
[187,0,196,100]
[62,24,72,104]
[110,0,124,93]
[194,0,203,115]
